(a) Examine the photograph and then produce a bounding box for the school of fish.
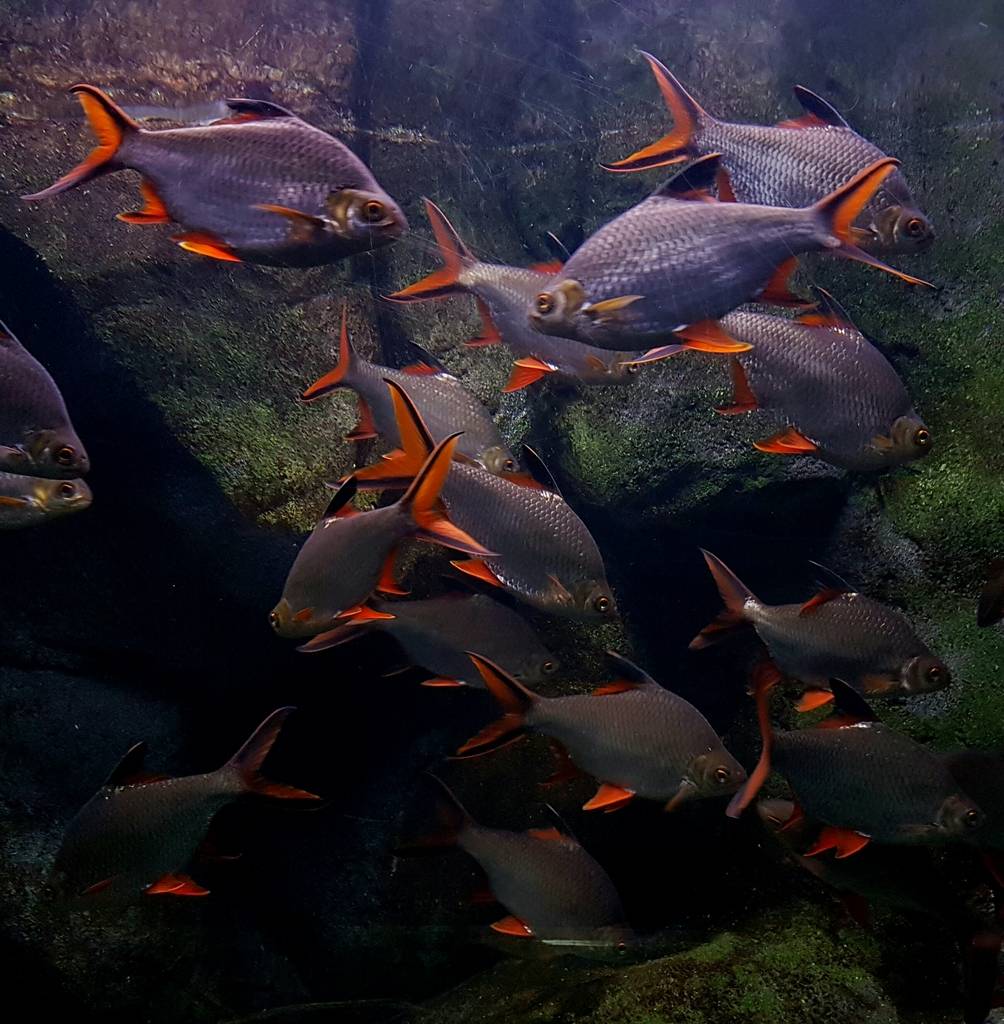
[12,51,1004,1024]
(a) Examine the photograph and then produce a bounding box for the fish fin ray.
[117,179,170,224]
[582,783,635,812]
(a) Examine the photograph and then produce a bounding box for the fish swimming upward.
[729,676,984,854]
[386,198,647,388]
[51,707,319,900]
[302,305,520,474]
[457,653,745,812]
[0,473,91,529]
[691,550,950,709]
[271,434,493,639]
[350,380,615,620]
[714,289,931,472]
[299,591,558,688]
[605,52,934,256]
[0,320,90,479]
[529,154,932,352]
[23,85,407,266]
[412,776,633,948]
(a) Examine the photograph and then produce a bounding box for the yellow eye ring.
[536,293,554,315]
[362,200,385,223]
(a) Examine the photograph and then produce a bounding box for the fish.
[0,319,90,480]
[457,652,746,813]
[529,154,932,352]
[977,558,1004,627]
[302,305,521,475]
[298,591,558,688]
[348,380,615,620]
[728,676,984,852]
[0,473,91,529]
[270,434,494,639]
[50,707,320,900]
[23,85,407,267]
[605,53,934,256]
[385,198,649,387]
[691,550,950,708]
[411,775,633,949]
[120,100,232,125]
[713,289,932,472]
[943,752,1004,851]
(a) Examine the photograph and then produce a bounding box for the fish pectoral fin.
[674,319,752,353]
[582,783,636,813]
[0,495,30,507]
[450,559,503,588]
[254,203,328,244]
[753,427,818,455]
[585,295,643,322]
[715,357,758,416]
[625,345,685,366]
[172,231,241,263]
[420,677,467,688]
[469,883,498,905]
[664,778,698,812]
[346,397,379,442]
[795,688,835,713]
[527,827,564,842]
[869,433,896,452]
[798,587,849,616]
[804,826,870,860]
[839,892,873,931]
[583,355,608,372]
[376,548,409,596]
[117,179,170,224]
[491,914,534,937]
[146,872,210,896]
[339,604,395,623]
[503,357,558,393]
[292,607,315,623]
[542,740,582,788]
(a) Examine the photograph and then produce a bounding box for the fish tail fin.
[385,198,474,302]
[23,84,139,200]
[395,774,472,854]
[689,549,757,649]
[302,303,361,401]
[224,707,321,801]
[811,159,934,287]
[726,662,779,818]
[602,53,707,172]
[399,432,494,556]
[456,653,535,756]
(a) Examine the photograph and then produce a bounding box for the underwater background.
[0,1,1003,1021]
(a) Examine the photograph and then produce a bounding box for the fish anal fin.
[799,587,848,616]
[450,558,503,588]
[715,357,758,415]
[376,549,408,596]
[491,914,534,937]
[146,872,210,896]
[503,357,558,393]
[754,426,818,455]
[804,826,870,860]
[81,877,116,896]
[795,688,835,713]
[173,231,241,263]
[839,891,873,930]
[117,179,170,224]
[758,257,806,307]
[778,802,805,833]
[541,740,582,788]
[346,397,378,442]
[582,783,635,813]
[715,166,737,202]
[464,298,502,347]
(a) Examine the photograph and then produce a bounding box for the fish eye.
[905,217,926,238]
[362,200,386,223]
[58,482,76,498]
[542,659,557,674]
[927,665,943,682]
[54,445,75,467]
[503,458,516,472]
[626,364,640,375]
[964,809,982,829]
[913,428,931,449]
[714,766,732,785]
[593,595,611,614]
[535,293,554,315]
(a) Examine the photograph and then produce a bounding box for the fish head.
[606,357,643,383]
[900,654,952,694]
[528,279,592,339]
[38,477,93,517]
[326,188,408,251]
[549,577,616,619]
[870,415,932,467]
[269,598,324,639]
[936,792,985,840]
[864,203,935,255]
[517,651,560,685]
[480,445,521,476]
[22,429,90,479]
[689,748,747,799]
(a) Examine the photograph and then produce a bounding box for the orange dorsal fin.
[450,558,503,587]
[503,357,558,392]
[799,587,848,615]
[401,362,441,376]
[795,689,835,713]
[795,286,857,330]
[582,783,636,812]
[465,298,502,347]
[804,826,871,860]
[491,915,534,937]
[715,357,758,416]
[754,426,818,455]
[592,680,642,696]
[117,179,170,224]
[674,319,752,353]
[527,827,564,842]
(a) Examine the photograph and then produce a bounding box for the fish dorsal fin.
[593,680,643,696]
[221,97,297,120]
[527,826,565,842]
[518,444,561,494]
[103,741,168,787]
[529,259,564,275]
[792,86,850,128]
[798,587,849,616]
[399,342,448,376]
[652,154,722,201]
[604,650,660,688]
[796,287,858,330]
[322,476,358,520]
[0,319,23,348]
[815,679,879,729]
[807,560,856,594]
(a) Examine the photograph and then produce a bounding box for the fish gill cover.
[0,1,1002,1023]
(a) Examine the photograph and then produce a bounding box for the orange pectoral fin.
[491,915,534,937]
[674,319,752,353]
[450,558,503,588]
[339,604,395,623]
[542,740,582,788]
[173,231,241,263]
[503,357,558,393]
[421,677,466,688]
[0,495,29,507]
[804,826,870,860]
[754,427,818,455]
[146,872,210,896]
[795,689,835,713]
[582,783,636,813]
[715,357,758,415]
[292,607,314,623]
[117,179,171,224]
[527,827,564,842]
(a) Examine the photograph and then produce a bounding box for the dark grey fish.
[0,319,89,479]
[24,85,406,267]
[0,473,91,529]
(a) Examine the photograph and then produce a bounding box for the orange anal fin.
[450,559,503,588]
[758,257,806,307]
[346,397,378,442]
[754,426,818,455]
[146,872,210,896]
[491,914,534,937]
[117,179,171,224]
[421,677,466,688]
[541,740,582,788]
[503,357,558,393]
[81,877,116,896]
[777,802,805,833]
[796,689,835,713]
[582,783,636,813]
[465,298,503,347]
[173,232,241,263]
[715,166,738,202]
[804,826,870,860]
[469,883,498,905]
[715,357,758,415]
[376,549,409,596]
[799,587,848,616]
[675,319,752,353]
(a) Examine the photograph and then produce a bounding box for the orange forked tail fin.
[455,653,536,756]
[602,52,707,172]
[385,198,474,302]
[399,433,494,557]
[23,84,139,201]
[225,707,321,801]
[812,159,935,288]
[689,549,757,650]
[302,303,359,401]
[726,662,780,818]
